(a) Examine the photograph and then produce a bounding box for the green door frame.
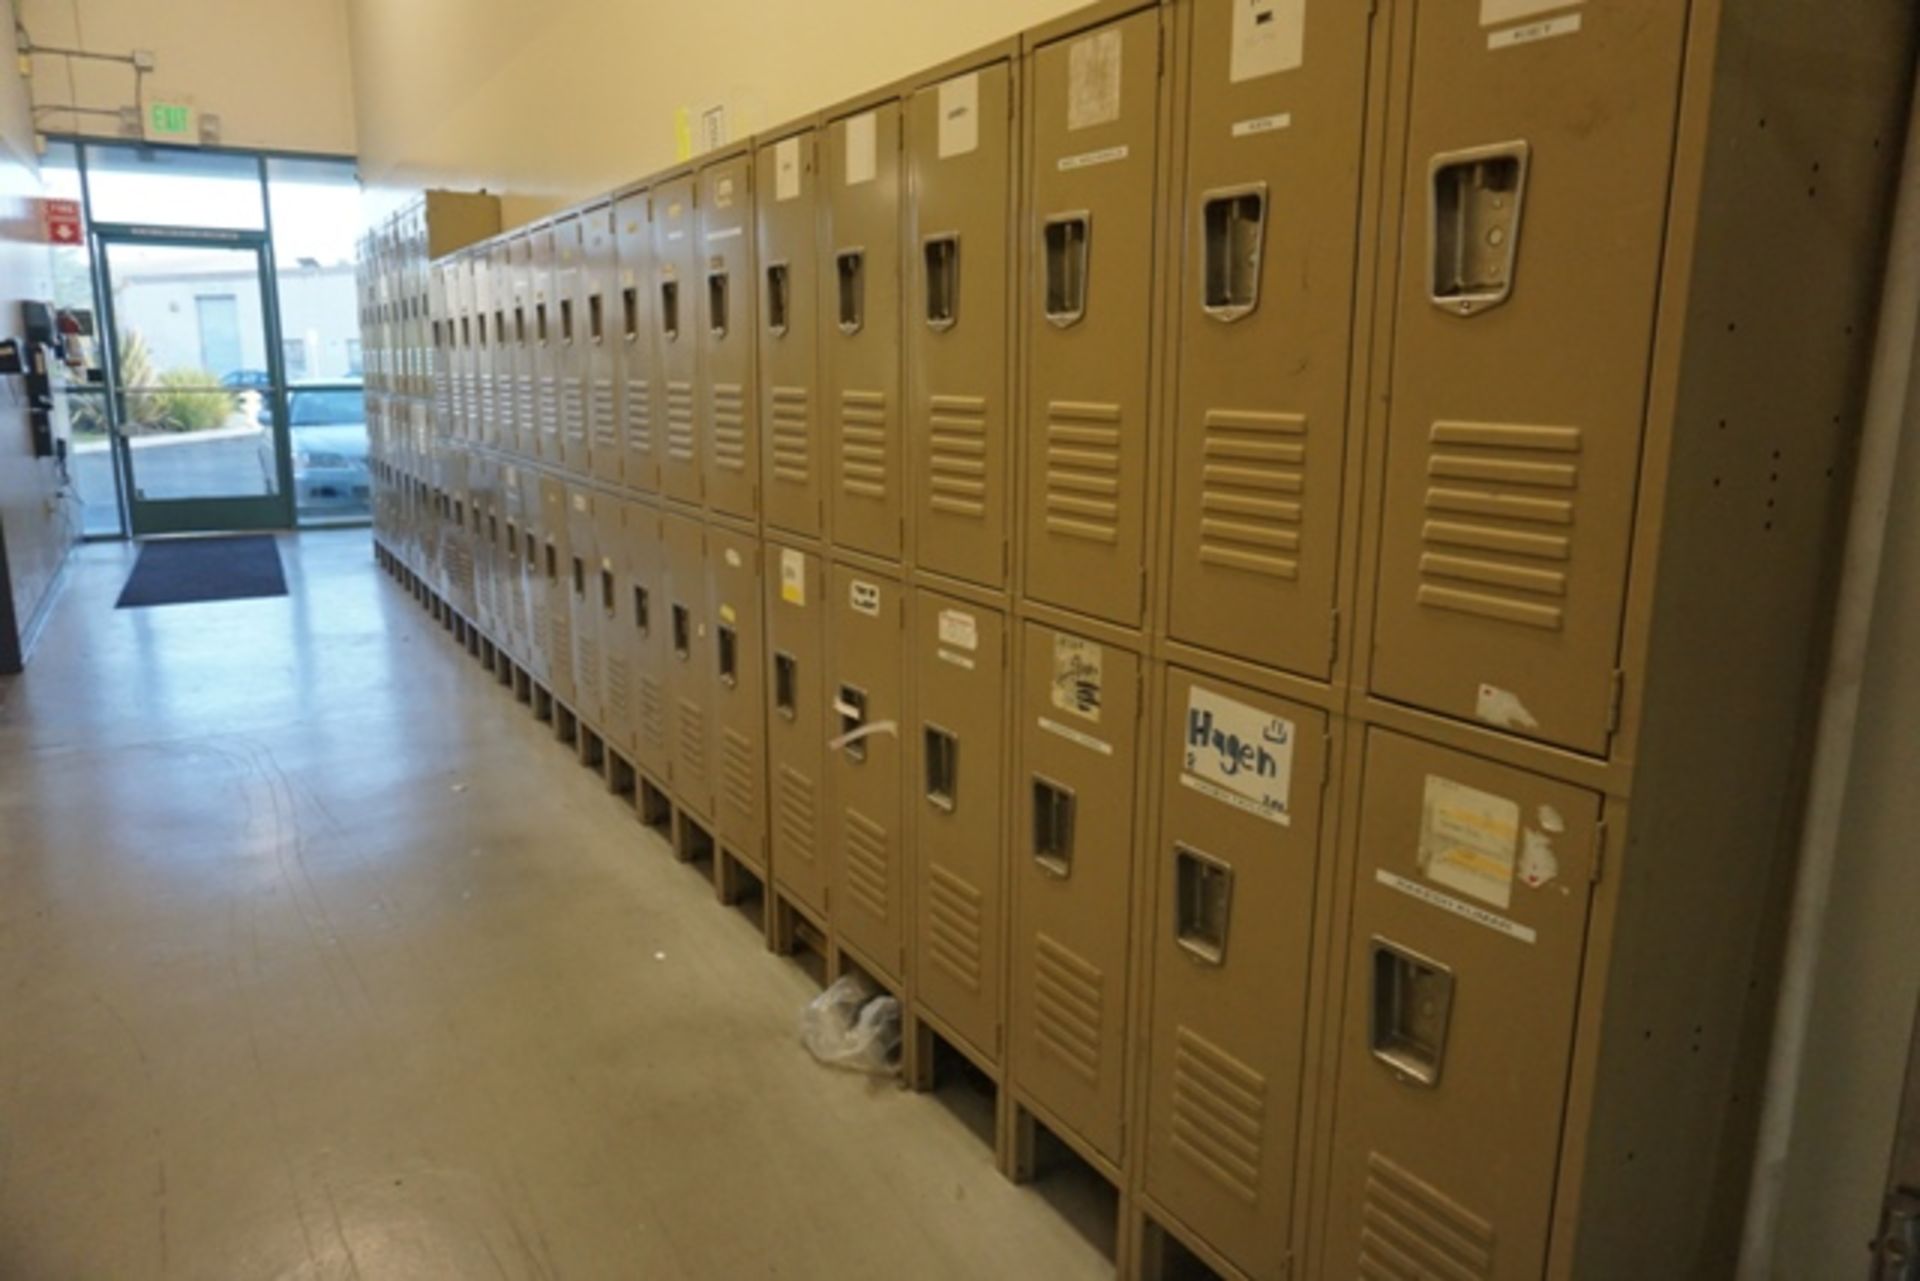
[93,222,296,536]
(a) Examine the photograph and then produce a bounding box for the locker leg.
[1004,1100,1038,1184]
[905,1013,937,1094]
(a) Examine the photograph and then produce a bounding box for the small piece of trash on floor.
[449,782,467,793]
[653,951,667,961]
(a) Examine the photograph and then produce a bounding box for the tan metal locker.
[529,222,560,463]
[699,153,760,521]
[567,485,605,732]
[827,562,905,979]
[1009,622,1142,1164]
[823,103,905,561]
[447,448,475,618]
[584,202,622,486]
[910,590,1007,1064]
[518,466,549,681]
[707,523,767,867]
[755,132,825,539]
[764,539,829,919]
[488,239,515,456]
[439,258,464,443]
[613,189,657,492]
[508,232,535,458]
[555,214,592,476]
[1021,9,1163,628]
[539,473,576,705]
[652,174,703,505]
[500,462,528,665]
[597,494,637,759]
[429,260,453,441]
[471,454,496,638]
[1142,668,1328,1279]
[472,251,496,450]
[627,500,673,781]
[663,509,714,814]
[1366,0,1688,755]
[1323,727,1600,1281]
[1163,0,1369,677]
[906,62,1015,589]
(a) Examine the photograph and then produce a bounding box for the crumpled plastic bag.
[800,974,901,1075]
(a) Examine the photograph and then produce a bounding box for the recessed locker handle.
[660,277,680,340]
[836,248,864,334]
[923,234,959,331]
[600,565,615,615]
[621,286,639,341]
[1200,184,1267,323]
[634,584,651,634]
[834,684,869,762]
[1031,774,1076,879]
[571,556,585,597]
[707,270,729,338]
[671,602,691,659]
[765,261,790,336]
[773,650,798,719]
[588,292,604,343]
[1429,141,1530,317]
[1042,213,1090,329]
[716,623,738,687]
[923,724,958,812]
[1369,937,1456,1088]
[1174,844,1233,965]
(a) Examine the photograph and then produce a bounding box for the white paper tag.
[1231,0,1305,82]
[1232,112,1292,139]
[774,136,801,202]
[1419,776,1520,910]
[1067,28,1122,131]
[724,547,741,568]
[1376,869,1537,945]
[1057,145,1129,172]
[937,73,980,159]
[844,112,877,185]
[714,177,735,209]
[937,608,978,652]
[1180,686,1295,826]
[849,578,880,616]
[1038,715,1113,756]
[1488,13,1582,49]
[1480,0,1581,25]
[1050,635,1102,721]
[779,548,805,605]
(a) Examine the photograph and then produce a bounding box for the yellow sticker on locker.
[1418,775,1520,910]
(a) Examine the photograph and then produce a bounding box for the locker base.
[828,943,920,1085]
[768,888,830,986]
[605,750,636,800]
[1133,1199,1244,1281]
[636,771,674,844]
[714,846,768,942]
[575,721,605,772]
[531,683,553,724]
[1005,1092,1133,1277]
[552,702,578,747]
[907,1013,1010,1169]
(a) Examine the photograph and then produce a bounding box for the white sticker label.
[724,547,741,568]
[1038,715,1113,756]
[938,72,980,159]
[1488,13,1582,49]
[1480,0,1581,25]
[719,603,736,625]
[1376,870,1537,945]
[1050,635,1102,721]
[1181,686,1295,826]
[849,579,880,616]
[715,177,735,208]
[1057,145,1130,172]
[572,494,587,511]
[1067,28,1122,131]
[937,608,978,652]
[938,649,975,671]
[1419,776,1520,910]
[779,548,806,605]
[774,136,801,202]
[1231,112,1293,139]
[844,111,877,185]
[1231,0,1305,83]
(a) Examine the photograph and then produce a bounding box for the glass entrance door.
[98,231,293,535]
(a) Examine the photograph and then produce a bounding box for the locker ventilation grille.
[539,377,557,433]
[1033,932,1104,1084]
[576,630,601,701]
[926,863,985,993]
[842,807,891,920]
[839,389,890,499]
[625,379,652,454]
[927,394,990,519]
[666,380,696,463]
[1358,1151,1494,1281]
[605,651,631,725]
[722,727,757,823]
[1044,401,1123,543]
[712,382,749,474]
[591,379,618,449]
[517,375,533,429]
[1196,409,1305,579]
[550,614,573,683]
[770,385,812,485]
[676,697,708,777]
[638,674,668,758]
[1170,1026,1267,1205]
[1418,420,1578,632]
[776,764,818,867]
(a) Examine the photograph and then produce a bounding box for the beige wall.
[347,0,1085,226]
[18,0,355,154]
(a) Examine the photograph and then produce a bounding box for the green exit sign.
[147,101,195,140]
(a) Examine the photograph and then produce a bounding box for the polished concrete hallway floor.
[0,531,1111,1280]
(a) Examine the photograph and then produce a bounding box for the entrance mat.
[115,535,288,609]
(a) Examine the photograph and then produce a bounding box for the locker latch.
[707,270,730,338]
[571,556,585,598]
[588,292,604,344]
[1200,184,1267,322]
[544,540,558,582]
[1369,937,1455,1087]
[671,603,691,660]
[660,276,680,341]
[1031,774,1076,878]
[1429,141,1530,317]
[600,566,615,615]
[836,249,865,335]
[924,723,958,813]
[621,287,639,342]
[494,308,507,345]
[634,584,651,634]
[717,623,738,687]
[765,262,790,336]
[534,302,549,345]
[923,234,959,331]
[514,305,527,345]
[1042,213,1090,329]
[774,651,799,719]
[835,684,869,761]
[1174,844,1233,965]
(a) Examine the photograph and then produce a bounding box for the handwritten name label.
[1180,685,1294,826]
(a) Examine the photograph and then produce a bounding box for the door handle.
[1031,774,1076,878]
[923,723,958,812]
[1369,937,1455,1087]
[1429,141,1529,316]
[1041,213,1090,329]
[922,234,959,331]
[1200,184,1266,323]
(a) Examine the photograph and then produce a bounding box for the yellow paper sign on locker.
[1419,775,1520,909]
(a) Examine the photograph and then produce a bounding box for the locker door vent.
[712,382,749,474]
[1196,409,1306,581]
[639,674,668,753]
[926,863,984,993]
[1170,1026,1267,1205]
[770,386,812,485]
[776,763,819,866]
[1044,400,1123,544]
[625,378,653,454]
[722,728,756,823]
[666,380,696,463]
[842,807,892,920]
[676,697,708,776]
[1033,932,1104,1085]
[1358,1152,1494,1281]
[839,389,890,501]
[927,394,990,520]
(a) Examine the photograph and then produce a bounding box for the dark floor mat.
[115,536,288,609]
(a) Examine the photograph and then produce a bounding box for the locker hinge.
[1590,819,1608,885]
[1138,566,1149,618]
[1327,608,1341,671]
[1605,669,1626,737]
[1321,731,1333,790]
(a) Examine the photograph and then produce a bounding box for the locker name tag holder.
[1376,869,1537,946]
[1488,14,1582,50]
[1180,686,1294,826]
[1058,145,1129,173]
[1038,715,1113,757]
[1231,112,1292,140]
[849,579,881,616]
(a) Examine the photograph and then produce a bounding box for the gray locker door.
[627,500,672,781]
[654,176,703,505]
[508,234,535,459]
[520,467,549,682]
[529,224,560,464]
[614,190,657,492]
[472,254,495,451]
[765,540,830,918]
[700,154,760,521]
[540,474,575,705]
[556,215,592,476]
[488,241,515,455]
[708,524,767,864]
[597,495,635,759]
[664,509,714,815]
[828,563,906,980]
[756,133,825,539]
[585,203,623,486]
[567,486,604,731]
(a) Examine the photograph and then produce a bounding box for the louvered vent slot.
[1170,1027,1268,1205]
[712,382,748,473]
[1198,408,1305,580]
[926,863,984,992]
[777,764,817,866]
[591,380,618,448]
[1033,932,1103,1084]
[770,385,811,484]
[676,696,707,775]
[625,379,652,453]
[722,728,756,822]
[842,807,891,919]
[1358,1151,1494,1281]
[666,380,696,462]
[839,389,889,499]
[927,394,989,519]
[1045,401,1122,543]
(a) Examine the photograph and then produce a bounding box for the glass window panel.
[41,142,122,535]
[84,144,265,230]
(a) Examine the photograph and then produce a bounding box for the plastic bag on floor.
[800,974,901,1076]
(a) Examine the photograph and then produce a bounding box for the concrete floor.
[0,531,1112,1279]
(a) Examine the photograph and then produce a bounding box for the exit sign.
[145,100,197,142]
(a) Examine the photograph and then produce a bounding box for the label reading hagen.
[1180,685,1294,825]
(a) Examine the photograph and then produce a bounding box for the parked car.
[286,384,369,518]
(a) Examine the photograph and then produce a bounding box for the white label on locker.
[779,548,806,604]
[938,73,980,159]
[1488,13,1582,49]
[937,609,978,652]
[1067,28,1122,130]
[1232,112,1292,139]
[706,226,742,243]
[1480,0,1581,25]
[715,177,735,208]
[1181,686,1295,826]
[1057,145,1130,172]
[572,493,587,511]
[1230,0,1305,83]
[1038,715,1113,756]
[719,603,736,625]
[938,649,976,671]
[1419,775,1520,910]
[774,137,802,202]
[1049,635,1102,721]
[849,579,881,616]
[620,268,636,287]
[724,547,742,568]
[1376,870,1537,945]
[844,112,878,185]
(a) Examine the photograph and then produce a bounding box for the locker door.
[489,240,515,456]
[664,510,714,814]
[1022,11,1163,628]
[708,524,767,866]
[627,501,673,780]
[827,564,905,979]
[598,495,636,759]
[437,260,461,442]
[472,456,496,636]
[473,253,496,450]
[756,133,825,539]
[653,175,703,504]
[499,464,522,663]
[568,486,604,731]
[906,63,1014,589]
[509,233,534,458]
[1324,729,1600,1281]
[519,468,549,680]
[1165,0,1369,677]
[615,190,657,491]
[1010,624,1142,1162]
[540,474,576,704]
[1367,0,1688,755]
[911,591,1007,1063]
[555,215,591,476]
[529,224,560,463]
[699,154,760,520]
[585,203,623,486]
[824,104,905,561]
[764,541,829,918]
[1144,669,1327,1279]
